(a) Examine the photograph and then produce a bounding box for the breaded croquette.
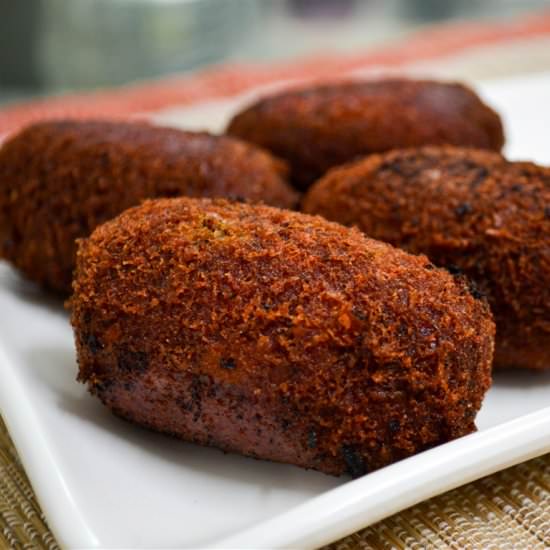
[227,79,504,189]
[72,197,494,476]
[303,146,549,370]
[0,120,298,293]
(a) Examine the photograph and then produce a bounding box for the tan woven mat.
[1,415,548,549]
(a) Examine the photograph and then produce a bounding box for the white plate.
[1,72,550,550]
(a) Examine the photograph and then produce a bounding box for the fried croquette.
[226,78,505,189]
[0,120,298,294]
[71,197,494,477]
[303,146,550,370]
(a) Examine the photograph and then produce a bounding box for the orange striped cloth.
[1,10,550,137]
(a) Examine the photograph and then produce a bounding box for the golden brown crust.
[0,120,298,293]
[226,79,504,189]
[71,197,494,476]
[303,146,550,370]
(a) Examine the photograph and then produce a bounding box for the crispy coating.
[226,78,505,189]
[0,120,298,294]
[303,146,550,370]
[72,197,494,476]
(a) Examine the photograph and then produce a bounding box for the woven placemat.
[1,415,548,549]
[0,418,59,550]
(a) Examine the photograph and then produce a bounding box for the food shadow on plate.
[467,366,550,431]
[0,262,67,318]
[25,344,343,493]
[490,367,550,388]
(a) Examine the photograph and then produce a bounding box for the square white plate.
[1,72,550,550]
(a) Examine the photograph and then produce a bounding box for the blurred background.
[1,0,550,105]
